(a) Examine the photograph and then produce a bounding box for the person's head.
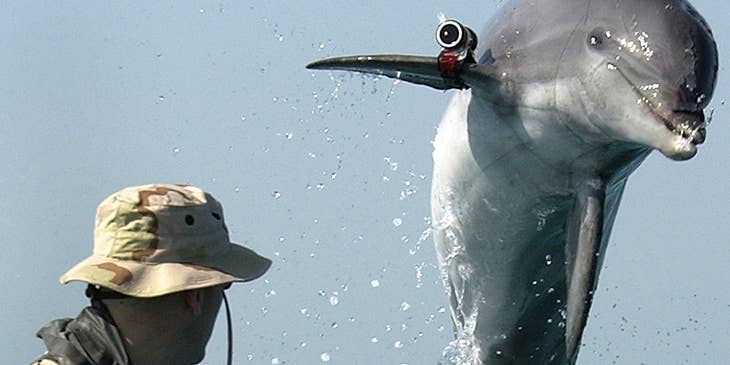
[92,284,228,364]
[61,184,271,364]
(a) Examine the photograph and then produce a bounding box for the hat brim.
[60,243,271,298]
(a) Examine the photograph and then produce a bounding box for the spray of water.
[433,202,482,365]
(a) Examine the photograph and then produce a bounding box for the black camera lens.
[437,20,464,49]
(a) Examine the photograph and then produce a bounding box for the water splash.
[437,305,481,365]
[434,205,482,364]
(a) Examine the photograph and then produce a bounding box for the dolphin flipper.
[564,178,607,364]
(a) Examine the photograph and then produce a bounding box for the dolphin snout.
[666,110,707,145]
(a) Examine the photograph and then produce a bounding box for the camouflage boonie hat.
[60,184,271,297]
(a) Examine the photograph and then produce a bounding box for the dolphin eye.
[589,35,601,46]
[587,28,611,50]
[588,33,603,47]
[437,20,465,49]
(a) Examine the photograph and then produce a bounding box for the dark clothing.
[32,301,128,365]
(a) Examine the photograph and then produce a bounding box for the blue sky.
[1,1,728,364]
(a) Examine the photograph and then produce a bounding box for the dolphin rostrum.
[307,0,718,363]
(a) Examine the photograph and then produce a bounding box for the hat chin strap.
[222,291,233,365]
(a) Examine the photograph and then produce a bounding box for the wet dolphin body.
[308,0,718,364]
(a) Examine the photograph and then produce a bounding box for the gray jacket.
[31,302,128,365]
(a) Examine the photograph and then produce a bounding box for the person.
[31,184,272,365]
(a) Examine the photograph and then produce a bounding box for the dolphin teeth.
[662,112,707,145]
[665,122,706,145]
[694,127,707,144]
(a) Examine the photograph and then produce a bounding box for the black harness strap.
[222,291,233,365]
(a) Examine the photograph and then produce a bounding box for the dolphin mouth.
[658,110,707,145]
[616,67,708,146]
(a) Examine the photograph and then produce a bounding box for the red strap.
[438,53,460,79]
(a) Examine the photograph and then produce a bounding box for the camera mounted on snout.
[436,20,478,80]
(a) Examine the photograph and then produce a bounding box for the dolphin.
[307,0,718,363]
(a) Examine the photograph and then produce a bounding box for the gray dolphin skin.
[307,0,718,364]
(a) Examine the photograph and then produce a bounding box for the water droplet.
[370,279,380,288]
[329,296,339,306]
[400,302,411,311]
[172,147,180,154]
[545,254,552,266]
[271,358,280,365]
[371,337,379,343]
[272,191,282,199]
[320,353,330,362]
[394,340,403,348]
[392,218,402,227]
